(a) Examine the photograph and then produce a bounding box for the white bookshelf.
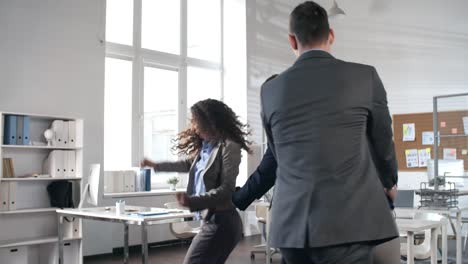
[1,144,82,150]
[0,111,83,264]
[0,236,82,248]
[0,177,82,182]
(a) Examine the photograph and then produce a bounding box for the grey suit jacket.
[261,50,399,248]
[156,140,241,212]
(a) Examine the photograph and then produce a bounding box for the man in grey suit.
[261,2,399,263]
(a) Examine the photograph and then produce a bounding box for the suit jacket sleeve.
[260,83,277,159]
[232,148,277,210]
[156,159,193,173]
[187,141,241,211]
[367,67,398,189]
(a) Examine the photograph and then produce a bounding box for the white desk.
[56,206,194,264]
[396,207,468,264]
[396,218,446,264]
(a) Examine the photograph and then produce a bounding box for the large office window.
[142,0,180,54]
[104,0,224,187]
[104,58,132,170]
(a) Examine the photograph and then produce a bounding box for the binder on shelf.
[104,171,114,193]
[63,151,69,176]
[123,171,135,192]
[135,169,144,192]
[16,116,24,145]
[0,182,9,211]
[66,151,76,177]
[2,158,6,178]
[8,182,17,210]
[113,172,124,193]
[68,121,76,147]
[51,120,64,147]
[22,116,30,145]
[55,150,64,178]
[3,115,17,145]
[9,158,15,177]
[141,168,151,191]
[64,218,80,238]
[62,121,69,147]
[0,246,28,263]
[2,158,14,178]
[43,150,65,177]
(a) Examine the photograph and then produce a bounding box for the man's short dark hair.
[289,1,330,46]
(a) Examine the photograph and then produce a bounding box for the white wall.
[246,0,468,192]
[0,0,112,256]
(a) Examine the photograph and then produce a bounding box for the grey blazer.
[261,50,399,248]
[156,140,241,212]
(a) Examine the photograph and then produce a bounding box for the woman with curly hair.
[141,98,251,264]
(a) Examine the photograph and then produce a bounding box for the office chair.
[164,202,200,239]
[250,202,280,262]
[400,212,446,260]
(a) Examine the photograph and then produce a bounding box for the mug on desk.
[116,200,126,215]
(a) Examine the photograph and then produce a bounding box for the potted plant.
[167,176,179,191]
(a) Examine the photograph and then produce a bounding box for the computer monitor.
[394,190,415,208]
[427,159,464,187]
[78,164,100,208]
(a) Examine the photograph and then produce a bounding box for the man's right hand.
[384,185,397,202]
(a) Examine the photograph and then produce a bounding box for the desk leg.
[407,231,414,264]
[442,222,447,264]
[430,228,437,264]
[57,214,64,264]
[456,212,462,264]
[266,245,271,264]
[266,209,271,264]
[141,222,148,264]
[124,222,129,264]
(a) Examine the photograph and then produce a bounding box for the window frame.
[104,0,224,187]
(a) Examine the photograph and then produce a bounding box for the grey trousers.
[373,238,401,264]
[280,238,400,264]
[281,243,375,264]
[183,209,243,264]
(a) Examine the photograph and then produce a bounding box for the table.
[396,207,468,264]
[56,206,194,264]
[396,218,446,264]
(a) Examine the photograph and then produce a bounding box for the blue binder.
[3,115,17,145]
[22,116,30,145]
[142,169,151,191]
[16,116,23,145]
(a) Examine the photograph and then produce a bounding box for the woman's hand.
[176,192,189,207]
[140,158,156,168]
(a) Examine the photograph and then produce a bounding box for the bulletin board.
[393,111,468,171]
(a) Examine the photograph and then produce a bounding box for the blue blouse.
[193,141,215,196]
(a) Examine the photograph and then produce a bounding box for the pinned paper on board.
[451,128,458,134]
[405,149,419,168]
[403,123,416,141]
[440,121,446,128]
[463,116,468,135]
[422,131,434,145]
[443,148,457,160]
[418,148,431,167]
[462,149,468,156]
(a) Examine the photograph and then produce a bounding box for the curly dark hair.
[173,99,252,156]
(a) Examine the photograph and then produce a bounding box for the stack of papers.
[128,208,184,217]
